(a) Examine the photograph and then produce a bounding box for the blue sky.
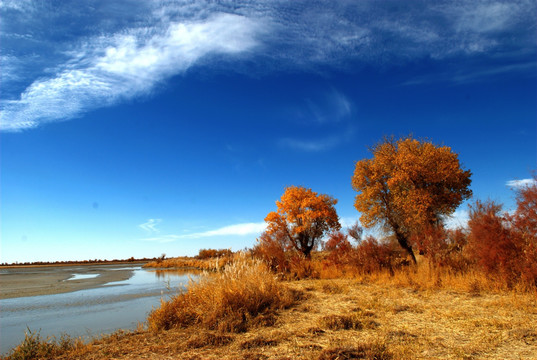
[1,0,536,263]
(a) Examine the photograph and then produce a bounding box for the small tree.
[264,186,341,258]
[352,136,472,264]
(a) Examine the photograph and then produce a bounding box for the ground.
[52,278,537,360]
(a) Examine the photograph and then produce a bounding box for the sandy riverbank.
[0,264,142,299]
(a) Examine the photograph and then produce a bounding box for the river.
[0,264,199,354]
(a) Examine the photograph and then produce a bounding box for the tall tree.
[351,136,472,264]
[265,186,340,258]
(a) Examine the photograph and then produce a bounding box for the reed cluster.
[147,254,299,333]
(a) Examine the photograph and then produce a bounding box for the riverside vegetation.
[4,136,536,359]
[5,254,536,360]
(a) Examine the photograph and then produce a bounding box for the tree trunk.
[394,229,417,265]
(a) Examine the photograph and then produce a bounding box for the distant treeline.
[0,256,157,267]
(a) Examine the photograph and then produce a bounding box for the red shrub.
[440,228,471,272]
[324,231,353,265]
[354,236,405,274]
[511,177,537,287]
[251,230,291,274]
[467,200,522,286]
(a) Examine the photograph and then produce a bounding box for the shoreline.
[0,263,144,299]
[0,260,149,269]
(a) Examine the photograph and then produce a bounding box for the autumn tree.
[264,186,341,258]
[351,136,472,264]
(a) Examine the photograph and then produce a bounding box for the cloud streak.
[139,219,162,233]
[506,178,537,189]
[1,12,263,131]
[141,222,266,243]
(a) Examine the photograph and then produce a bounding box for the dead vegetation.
[5,271,536,360]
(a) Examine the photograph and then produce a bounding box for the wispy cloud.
[1,12,263,131]
[302,89,352,124]
[139,218,162,233]
[506,178,537,189]
[280,89,354,152]
[140,222,266,243]
[279,135,344,152]
[2,0,535,131]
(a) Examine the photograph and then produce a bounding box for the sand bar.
[0,264,143,299]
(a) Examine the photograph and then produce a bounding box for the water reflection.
[0,265,199,354]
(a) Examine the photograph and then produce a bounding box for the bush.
[5,329,83,360]
[354,236,406,274]
[467,200,523,286]
[324,231,353,265]
[147,254,298,333]
[251,230,291,274]
[196,248,233,259]
[511,178,537,287]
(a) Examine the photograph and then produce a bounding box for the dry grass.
[4,260,537,360]
[144,256,232,271]
[147,254,299,333]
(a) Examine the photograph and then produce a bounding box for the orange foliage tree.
[264,186,341,258]
[351,136,472,264]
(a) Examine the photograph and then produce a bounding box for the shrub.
[440,228,471,273]
[324,231,353,265]
[147,254,298,333]
[511,178,537,287]
[353,236,405,274]
[5,329,83,360]
[197,248,233,260]
[320,314,363,330]
[467,200,522,286]
[251,230,291,274]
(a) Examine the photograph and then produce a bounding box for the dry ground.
[42,278,537,360]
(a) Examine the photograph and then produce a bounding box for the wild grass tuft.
[147,253,299,333]
[320,314,364,330]
[4,329,85,360]
[185,332,234,348]
[317,342,393,360]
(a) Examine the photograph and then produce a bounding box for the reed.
[147,253,299,333]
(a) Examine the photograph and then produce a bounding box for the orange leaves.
[264,186,340,258]
[353,136,472,232]
[352,136,472,263]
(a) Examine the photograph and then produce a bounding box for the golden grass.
[4,259,537,360]
[144,256,232,271]
[147,254,299,333]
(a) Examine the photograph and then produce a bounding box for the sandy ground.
[0,264,142,299]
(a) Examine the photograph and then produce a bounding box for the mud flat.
[0,264,141,299]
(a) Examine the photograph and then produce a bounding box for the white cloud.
[140,222,266,243]
[139,218,162,233]
[506,178,537,189]
[1,12,263,131]
[444,209,470,229]
[184,222,267,238]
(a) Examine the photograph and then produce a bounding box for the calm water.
[0,265,199,354]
